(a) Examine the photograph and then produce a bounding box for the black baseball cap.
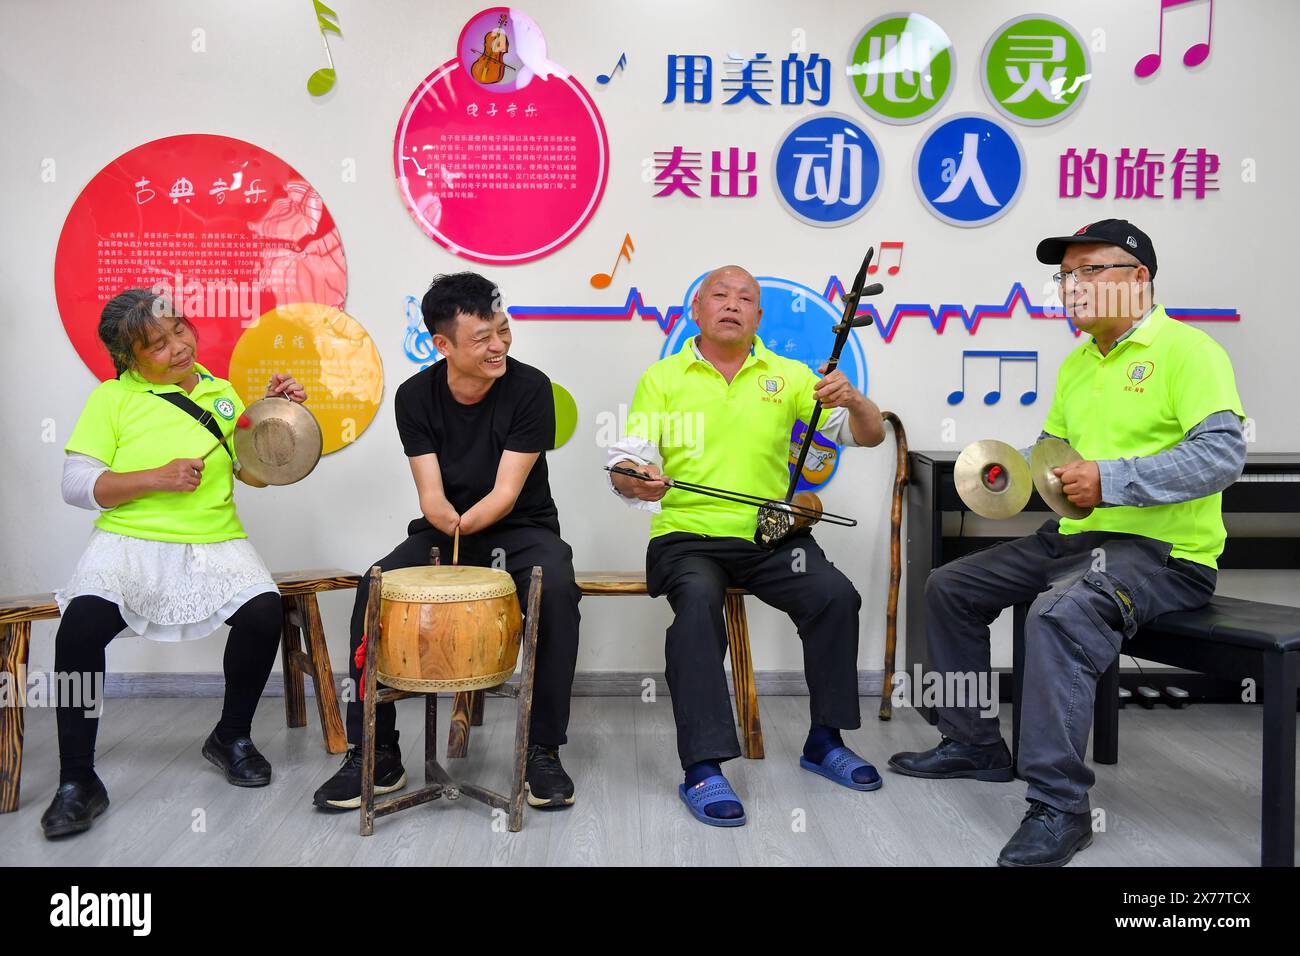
[1036,219,1157,279]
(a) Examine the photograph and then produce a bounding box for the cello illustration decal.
[470,13,515,84]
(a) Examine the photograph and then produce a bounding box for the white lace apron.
[55,529,279,643]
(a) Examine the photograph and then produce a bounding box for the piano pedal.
[1117,686,1132,709]
[1136,685,1160,709]
[1164,685,1190,709]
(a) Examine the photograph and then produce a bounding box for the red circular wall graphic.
[54,133,347,380]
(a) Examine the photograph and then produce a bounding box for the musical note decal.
[597,52,628,84]
[307,0,341,96]
[947,350,1038,406]
[590,233,635,289]
[403,295,439,369]
[866,241,904,276]
[1135,0,1214,78]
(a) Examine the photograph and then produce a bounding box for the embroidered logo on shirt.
[1124,360,1155,393]
[214,397,236,419]
[758,375,785,403]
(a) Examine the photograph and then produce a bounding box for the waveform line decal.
[507,282,1240,341]
[508,288,682,333]
[819,278,1240,341]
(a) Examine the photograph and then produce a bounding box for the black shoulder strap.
[148,390,233,459]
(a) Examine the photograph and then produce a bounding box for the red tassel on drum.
[355,633,367,700]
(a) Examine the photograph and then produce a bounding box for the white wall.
[3,0,1297,681]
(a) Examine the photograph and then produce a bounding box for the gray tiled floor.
[2,695,1294,866]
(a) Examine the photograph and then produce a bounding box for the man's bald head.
[691,264,763,354]
[699,265,760,298]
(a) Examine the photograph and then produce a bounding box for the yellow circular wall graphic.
[229,302,383,454]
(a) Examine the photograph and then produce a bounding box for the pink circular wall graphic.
[394,12,608,265]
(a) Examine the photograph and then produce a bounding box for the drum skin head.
[380,565,517,603]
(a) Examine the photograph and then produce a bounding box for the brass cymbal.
[1030,437,1093,520]
[234,397,323,486]
[954,439,1032,520]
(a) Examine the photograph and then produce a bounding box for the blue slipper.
[678,774,747,827]
[800,746,883,792]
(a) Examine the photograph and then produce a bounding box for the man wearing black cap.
[889,220,1246,866]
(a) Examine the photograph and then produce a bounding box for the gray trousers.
[925,520,1216,813]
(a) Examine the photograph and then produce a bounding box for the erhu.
[606,246,884,550]
[754,246,883,548]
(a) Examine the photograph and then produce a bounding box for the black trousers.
[53,591,283,780]
[645,531,862,769]
[345,521,582,749]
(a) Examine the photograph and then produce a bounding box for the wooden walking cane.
[878,412,909,720]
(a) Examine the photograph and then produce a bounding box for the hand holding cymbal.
[1030,438,1095,519]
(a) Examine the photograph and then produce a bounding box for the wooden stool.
[272,569,357,755]
[0,568,355,812]
[359,566,543,834]
[443,570,765,762]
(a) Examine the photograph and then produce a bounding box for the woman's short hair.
[97,287,194,375]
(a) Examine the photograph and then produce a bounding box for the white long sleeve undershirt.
[62,452,111,511]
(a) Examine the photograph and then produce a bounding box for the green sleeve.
[1170,339,1245,432]
[64,383,121,467]
[1040,355,1071,440]
[627,367,664,447]
[792,361,820,427]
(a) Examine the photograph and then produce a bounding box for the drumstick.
[453,525,460,565]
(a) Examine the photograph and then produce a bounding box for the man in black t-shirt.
[312,273,582,811]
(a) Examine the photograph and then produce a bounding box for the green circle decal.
[846,13,954,125]
[552,381,577,450]
[981,14,1090,126]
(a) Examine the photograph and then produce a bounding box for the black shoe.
[525,744,575,809]
[888,736,1014,781]
[41,776,110,839]
[312,743,407,811]
[201,730,272,787]
[997,799,1093,867]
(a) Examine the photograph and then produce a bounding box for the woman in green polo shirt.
[41,287,307,839]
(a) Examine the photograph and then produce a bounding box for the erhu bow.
[603,464,859,529]
[753,246,883,548]
[606,246,885,549]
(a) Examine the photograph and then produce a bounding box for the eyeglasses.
[1052,264,1138,286]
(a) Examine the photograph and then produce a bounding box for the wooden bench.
[445,571,765,761]
[0,568,357,813]
[1011,594,1300,867]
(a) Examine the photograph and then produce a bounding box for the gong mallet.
[198,413,252,462]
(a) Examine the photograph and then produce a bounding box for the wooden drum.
[376,566,523,692]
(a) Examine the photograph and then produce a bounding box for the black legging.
[54,591,283,784]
